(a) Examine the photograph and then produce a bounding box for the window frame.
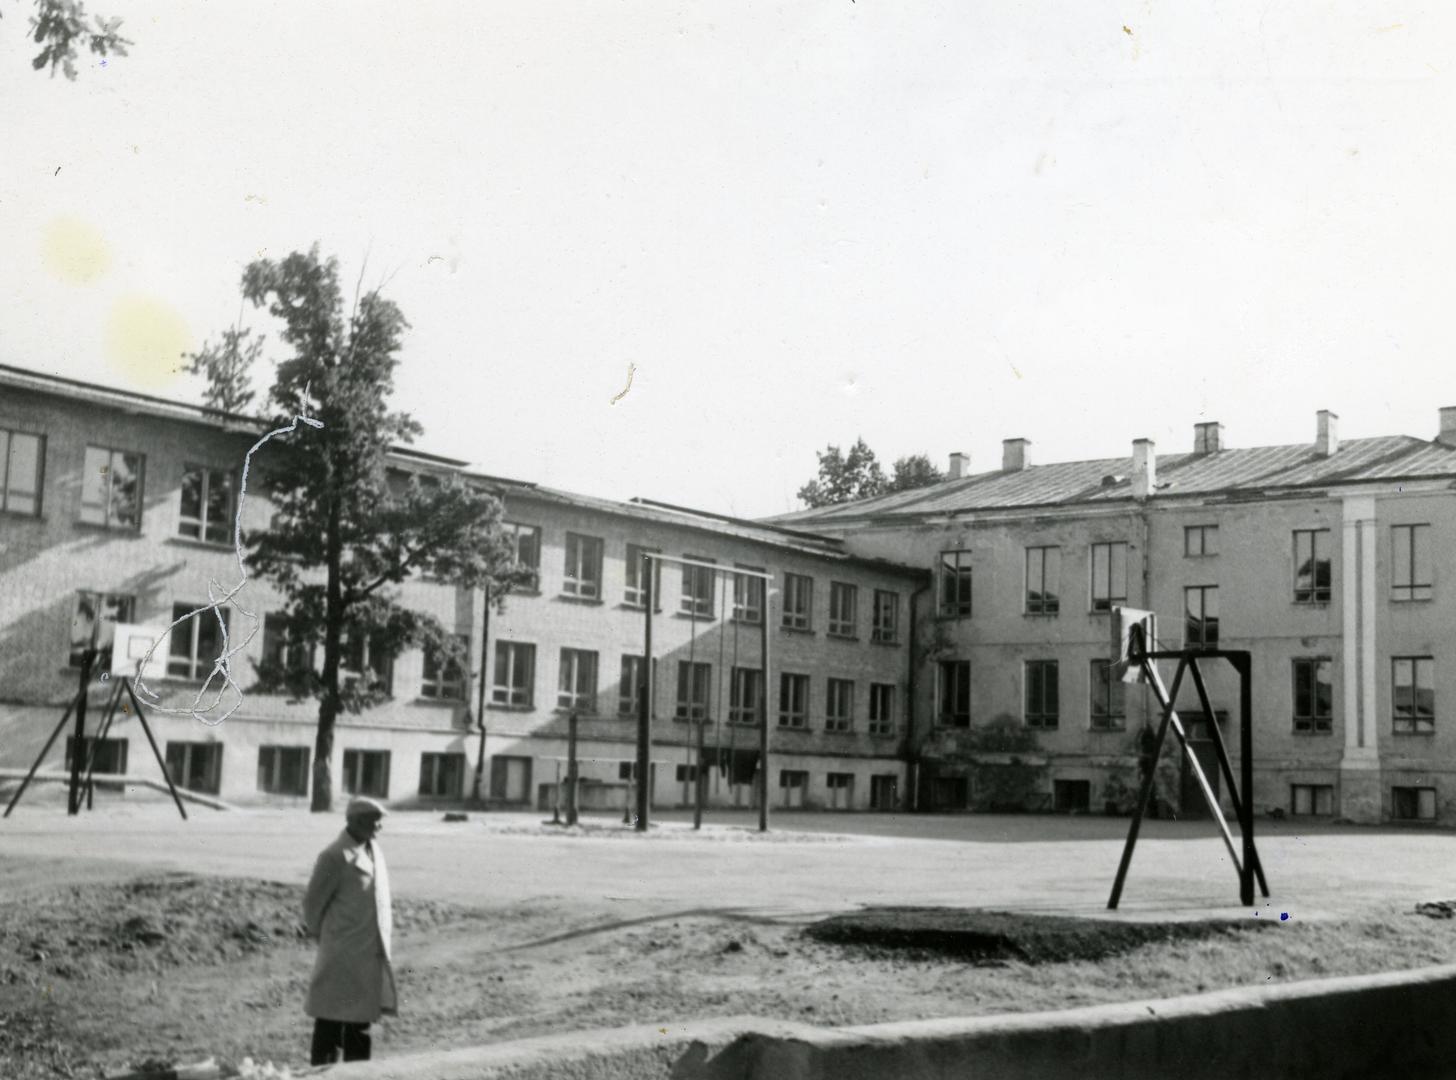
[79,445,145,530]
[1024,659,1060,730]
[1184,524,1218,557]
[342,748,391,799]
[729,666,763,725]
[167,602,231,681]
[1391,524,1433,602]
[0,428,44,516]
[562,532,605,599]
[418,751,466,798]
[618,654,645,717]
[69,591,135,668]
[868,682,895,736]
[1089,541,1128,612]
[1289,783,1334,817]
[939,550,973,618]
[624,544,661,609]
[420,633,469,701]
[825,677,854,732]
[828,581,858,638]
[491,640,536,707]
[557,647,599,713]
[732,566,765,624]
[778,672,810,728]
[680,556,717,619]
[164,741,223,794]
[937,659,971,727]
[674,659,712,721]
[1024,545,1061,615]
[256,745,309,796]
[871,590,899,643]
[1184,585,1219,649]
[1392,785,1437,821]
[782,573,814,631]
[1292,528,1332,604]
[1392,655,1435,735]
[1090,659,1126,730]
[177,463,237,545]
[1291,657,1333,733]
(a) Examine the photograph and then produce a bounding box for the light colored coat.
[303,830,397,1023]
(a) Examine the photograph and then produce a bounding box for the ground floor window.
[675,763,699,783]
[869,774,898,810]
[65,736,128,775]
[343,749,391,799]
[1053,778,1090,813]
[779,768,808,808]
[165,741,222,794]
[1392,785,1437,821]
[257,746,309,795]
[932,775,968,810]
[490,755,532,802]
[1290,783,1334,816]
[825,772,854,809]
[419,752,466,798]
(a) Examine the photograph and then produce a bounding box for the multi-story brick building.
[0,363,923,813]
[775,414,1456,825]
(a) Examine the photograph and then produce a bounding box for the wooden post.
[566,710,579,826]
[635,554,653,831]
[693,714,705,830]
[67,649,93,815]
[1236,652,1256,907]
[758,579,770,834]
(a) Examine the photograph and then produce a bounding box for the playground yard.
[2,801,1456,1077]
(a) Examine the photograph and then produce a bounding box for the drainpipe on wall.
[471,585,491,807]
[906,582,930,812]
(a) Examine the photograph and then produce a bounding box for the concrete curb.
[329,963,1456,1079]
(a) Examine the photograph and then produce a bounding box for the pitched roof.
[770,436,1456,525]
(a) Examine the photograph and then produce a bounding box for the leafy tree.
[186,325,262,416]
[7,0,130,78]
[887,453,945,494]
[796,438,886,508]
[239,246,533,811]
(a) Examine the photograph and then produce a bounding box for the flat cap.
[345,796,387,819]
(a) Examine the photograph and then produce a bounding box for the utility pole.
[635,553,654,831]
[566,710,579,826]
[67,647,93,816]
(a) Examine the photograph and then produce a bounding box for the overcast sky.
[3,2,1453,518]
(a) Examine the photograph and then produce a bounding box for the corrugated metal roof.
[772,436,1456,524]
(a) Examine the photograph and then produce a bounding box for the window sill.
[1089,722,1127,732]
[935,613,972,622]
[868,730,897,738]
[1291,728,1335,736]
[619,602,663,614]
[556,593,605,606]
[779,626,816,636]
[414,696,466,707]
[1394,729,1436,737]
[1292,600,1332,609]
[673,611,717,622]
[1391,597,1435,604]
[777,722,810,731]
[731,615,765,627]
[486,702,534,712]
[74,519,143,536]
[870,638,902,647]
[827,633,859,643]
[166,535,235,553]
[823,727,854,735]
[0,509,45,522]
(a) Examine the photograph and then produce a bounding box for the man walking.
[302,797,396,1065]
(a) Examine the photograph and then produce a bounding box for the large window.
[1024,660,1059,730]
[257,746,309,796]
[1393,657,1435,734]
[167,603,230,681]
[1392,524,1433,601]
[66,736,128,775]
[165,742,222,794]
[675,660,711,721]
[939,551,972,617]
[557,648,599,713]
[1290,784,1334,817]
[1090,542,1128,612]
[504,522,542,582]
[1184,525,1218,557]
[618,655,646,717]
[419,752,466,798]
[938,660,971,727]
[624,544,661,608]
[825,678,854,732]
[681,557,716,618]
[1090,659,1125,730]
[178,465,235,544]
[871,590,899,643]
[341,630,393,694]
[343,749,391,798]
[782,573,814,630]
[732,567,765,623]
[1292,658,1333,733]
[1293,529,1331,604]
[562,533,604,599]
[1393,786,1437,821]
[828,582,858,638]
[1025,546,1060,615]
[69,591,134,667]
[0,428,43,516]
[261,612,314,677]
[868,683,895,736]
[730,666,763,725]
[421,634,469,700]
[80,446,144,529]
[1185,586,1219,649]
[491,641,536,707]
[779,673,809,728]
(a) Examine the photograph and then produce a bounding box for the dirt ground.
[4,846,1456,1076]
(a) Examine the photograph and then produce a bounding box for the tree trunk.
[313,493,345,813]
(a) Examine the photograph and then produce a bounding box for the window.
[1292,658,1333,733]
[939,551,972,617]
[0,428,43,515]
[69,591,134,667]
[1025,660,1059,729]
[675,763,699,783]
[562,532,604,599]
[1090,542,1128,612]
[1024,546,1060,614]
[1393,786,1438,821]
[779,770,808,788]
[732,567,765,623]
[504,522,541,572]
[825,772,854,807]
[1090,659,1126,730]
[80,446,144,529]
[868,683,895,736]
[1393,657,1435,734]
[165,742,222,794]
[167,603,230,681]
[342,749,391,798]
[419,752,466,798]
[1185,525,1218,557]
[938,660,971,727]
[871,590,899,643]
[261,612,314,676]
[1054,779,1091,814]
[178,465,235,544]
[257,746,309,795]
[675,661,711,721]
[730,666,763,725]
[779,673,809,728]
[681,557,716,618]
[782,573,814,630]
[420,634,468,700]
[1392,524,1433,601]
[557,648,599,713]
[618,655,646,717]
[1290,784,1334,816]
[340,630,393,694]
[491,641,536,707]
[825,678,854,732]
[65,736,128,775]
[1185,586,1219,649]
[624,544,661,608]
[828,582,858,638]
[1293,529,1331,604]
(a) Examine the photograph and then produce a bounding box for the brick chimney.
[948,452,970,479]
[1316,410,1339,457]
[1193,421,1224,455]
[1439,408,1456,448]
[1001,438,1030,472]
[1132,439,1156,499]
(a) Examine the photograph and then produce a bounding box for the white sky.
[3,2,1454,518]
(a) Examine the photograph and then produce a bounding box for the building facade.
[0,364,922,813]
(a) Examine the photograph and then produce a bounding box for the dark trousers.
[311,1018,371,1065]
